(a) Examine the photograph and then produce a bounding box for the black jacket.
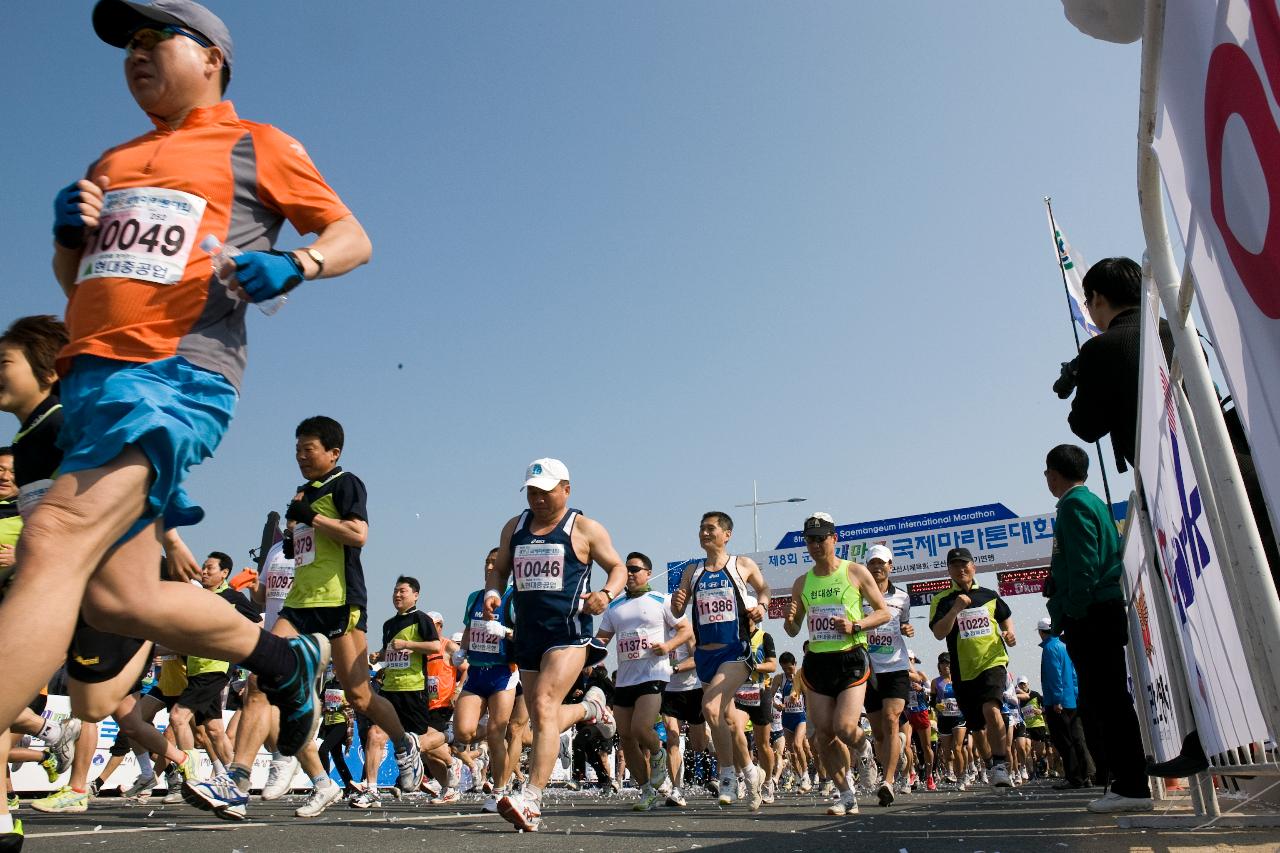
[1068,307,1173,471]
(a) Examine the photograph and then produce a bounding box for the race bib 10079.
[76,187,206,286]
[513,543,565,592]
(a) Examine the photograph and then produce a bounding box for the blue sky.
[2,2,1144,680]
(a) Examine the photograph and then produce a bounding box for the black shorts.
[864,669,911,713]
[514,635,607,673]
[277,605,367,639]
[29,694,47,715]
[427,707,453,734]
[383,689,433,736]
[660,688,705,725]
[938,715,966,736]
[66,621,149,684]
[177,672,229,724]
[734,696,771,727]
[1013,722,1028,739]
[954,665,1006,732]
[1026,726,1048,742]
[109,732,132,757]
[613,680,665,709]
[802,646,871,699]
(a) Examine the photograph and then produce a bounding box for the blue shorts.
[58,355,236,540]
[781,711,807,731]
[462,664,519,699]
[694,641,750,686]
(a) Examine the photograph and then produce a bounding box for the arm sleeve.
[251,125,353,235]
[333,475,368,522]
[1068,337,1112,443]
[1056,498,1102,620]
[761,632,776,660]
[462,591,478,628]
[994,596,1012,623]
[418,612,439,641]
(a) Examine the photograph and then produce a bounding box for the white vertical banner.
[1153,0,1280,548]
[1046,209,1102,339]
[1136,285,1267,757]
[1121,509,1185,763]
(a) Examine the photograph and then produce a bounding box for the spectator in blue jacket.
[1039,617,1091,790]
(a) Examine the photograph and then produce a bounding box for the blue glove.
[53,182,87,249]
[233,250,304,303]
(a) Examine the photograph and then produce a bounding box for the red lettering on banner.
[1204,1,1280,318]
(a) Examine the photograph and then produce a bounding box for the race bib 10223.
[956,606,994,641]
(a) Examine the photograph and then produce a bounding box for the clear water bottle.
[200,234,286,315]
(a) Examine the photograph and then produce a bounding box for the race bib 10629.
[76,187,206,286]
[513,543,565,592]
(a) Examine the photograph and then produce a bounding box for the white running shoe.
[122,774,157,800]
[1087,792,1155,814]
[262,755,299,800]
[394,735,425,792]
[840,788,859,815]
[633,784,661,812]
[47,718,82,774]
[761,778,776,804]
[582,687,616,740]
[717,774,736,806]
[295,780,342,818]
[745,765,763,811]
[648,747,669,790]
[496,791,542,832]
[664,787,687,808]
[989,762,1012,788]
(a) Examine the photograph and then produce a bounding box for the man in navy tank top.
[482,458,628,832]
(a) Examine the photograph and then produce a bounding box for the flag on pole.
[1046,208,1102,339]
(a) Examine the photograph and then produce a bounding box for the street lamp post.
[734,480,807,552]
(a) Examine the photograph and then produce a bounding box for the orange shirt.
[61,101,352,389]
[426,652,457,711]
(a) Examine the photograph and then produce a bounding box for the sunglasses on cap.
[126,25,213,56]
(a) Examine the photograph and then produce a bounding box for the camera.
[1053,359,1080,399]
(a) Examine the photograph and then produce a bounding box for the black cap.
[93,0,234,79]
[945,546,974,565]
[802,512,837,538]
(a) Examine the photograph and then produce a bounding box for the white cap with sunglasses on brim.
[802,512,837,538]
[93,0,234,79]
[522,458,569,491]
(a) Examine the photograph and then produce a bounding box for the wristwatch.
[300,246,325,278]
[601,587,616,601]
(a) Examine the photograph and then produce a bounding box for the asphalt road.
[15,781,1280,853]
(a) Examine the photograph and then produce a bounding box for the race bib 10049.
[513,543,565,592]
[696,586,736,625]
[76,187,206,286]
[956,606,994,641]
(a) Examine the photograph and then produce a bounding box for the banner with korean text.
[1135,288,1266,757]
[1152,0,1280,549]
[1121,504,1184,763]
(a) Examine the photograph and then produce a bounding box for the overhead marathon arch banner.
[667,501,1127,615]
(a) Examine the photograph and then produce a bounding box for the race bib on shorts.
[383,648,411,670]
[292,524,316,567]
[469,620,504,655]
[513,543,565,592]
[17,479,53,520]
[956,606,994,641]
[265,563,295,600]
[735,683,762,706]
[696,586,736,625]
[323,689,343,711]
[76,187,206,285]
[807,604,846,643]
[943,697,961,716]
[617,629,658,662]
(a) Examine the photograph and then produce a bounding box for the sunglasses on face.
[126,25,213,56]
[626,565,648,573]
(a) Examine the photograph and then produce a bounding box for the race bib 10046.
[696,586,736,625]
[76,187,206,286]
[956,606,994,641]
[513,543,565,592]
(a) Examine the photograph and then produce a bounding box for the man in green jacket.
[1044,444,1151,814]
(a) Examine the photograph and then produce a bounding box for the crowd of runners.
[0,0,1156,848]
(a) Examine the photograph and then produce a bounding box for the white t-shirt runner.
[864,582,911,673]
[262,551,296,630]
[666,640,700,693]
[600,591,680,688]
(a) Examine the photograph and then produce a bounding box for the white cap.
[450,631,463,643]
[427,610,443,624]
[907,649,918,661]
[522,458,570,491]
[1017,675,1029,685]
[1037,616,1053,632]
[866,544,893,563]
